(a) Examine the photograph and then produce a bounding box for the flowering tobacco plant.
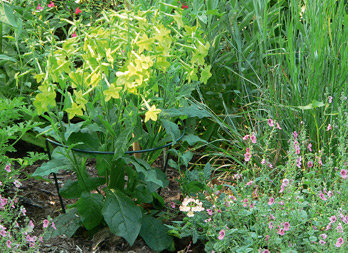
[31,4,211,251]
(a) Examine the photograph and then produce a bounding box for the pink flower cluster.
[279,178,289,193]
[267,118,281,129]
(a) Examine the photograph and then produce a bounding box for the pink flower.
[207,209,213,216]
[244,152,251,162]
[204,218,211,223]
[279,184,285,193]
[340,169,347,179]
[51,222,56,230]
[48,1,55,8]
[283,222,290,231]
[328,96,333,103]
[296,156,302,168]
[75,7,82,15]
[218,229,225,240]
[320,234,327,240]
[246,180,253,186]
[319,192,327,201]
[29,220,35,229]
[4,165,11,172]
[182,3,189,9]
[307,161,313,168]
[319,240,326,245]
[326,124,332,131]
[13,180,21,188]
[262,250,270,253]
[43,219,49,228]
[243,135,249,140]
[330,215,337,223]
[270,214,275,220]
[253,188,258,198]
[170,202,175,208]
[327,191,333,198]
[72,31,77,38]
[36,4,44,11]
[6,240,11,248]
[335,237,344,247]
[276,123,282,129]
[282,179,289,187]
[307,143,312,151]
[1,229,7,237]
[293,131,298,139]
[268,119,274,127]
[268,197,275,205]
[337,223,343,233]
[265,235,270,242]
[279,200,284,205]
[277,228,285,236]
[268,222,273,229]
[261,159,266,165]
[325,223,332,231]
[250,133,257,143]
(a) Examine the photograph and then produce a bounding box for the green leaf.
[63,122,84,140]
[182,134,207,145]
[102,189,142,246]
[297,100,325,110]
[0,2,20,28]
[203,163,212,180]
[184,181,205,194]
[32,147,72,177]
[77,192,104,230]
[182,151,193,167]
[0,54,17,63]
[200,65,212,84]
[139,215,173,251]
[60,177,106,199]
[161,119,180,144]
[44,208,81,240]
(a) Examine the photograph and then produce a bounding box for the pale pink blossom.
[43,219,49,228]
[250,133,257,144]
[328,96,333,103]
[268,197,275,205]
[320,234,327,240]
[4,165,11,172]
[319,192,327,201]
[307,161,313,168]
[330,216,337,223]
[277,228,285,235]
[319,240,326,245]
[218,229,225,240]
[337,223,343,233]
[326,124,332,131]
[265,235,270,241]
[276,123,282,129]
[243,135,249,140]
[293,131,298,139]
[268,119,274,127]
[340,169,347,179]
[307,143,312,151]
[283,222,290,231]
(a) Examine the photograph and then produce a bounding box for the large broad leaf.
[44,208,81,240]
[161,119,180,144]
[77,192,104,230]
[162,104,210,119]
[102,189,142,246]
[182,134,207,145]
[126,158,169,191]
[297,100,325,110]
[32,147,72,177]
[0,2,20,28]
[60,177,106,199]
[139,215,173,251]
[0,54,17,63]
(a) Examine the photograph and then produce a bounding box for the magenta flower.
[337,223,343,233]
[307,161,313,168]
[330,215,337,223]
[268,197,275,205]
[319,240,326,245]
[283,222,290,231]
[36,4,44,11]
[340,169,347,179]
[268,119,274,127]
[48,1,55,8]
[72,31,77,38]
[319,192,327,201]
[43,219,49,228]
[13,180,22,188]
[335,237,344,247]
[218,229,225,240]
[282,178,289,187]
[293,131,298,139]
[207,209,213,216]
[250,133,257,143]
[75,7,82,15]
[268,222,273,229]
[4,165,11,172]
[307,143,312,151]
[277,228,285,236]
[320,234,327,239]
[6,240,11,249]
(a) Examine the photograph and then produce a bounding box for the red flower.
[48,1,55,8]
[75,7,82,15]
[182,3,188,9]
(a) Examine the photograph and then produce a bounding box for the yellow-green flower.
[66,102,83,120]
[145,105,161,122]
[103,84,122,102]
